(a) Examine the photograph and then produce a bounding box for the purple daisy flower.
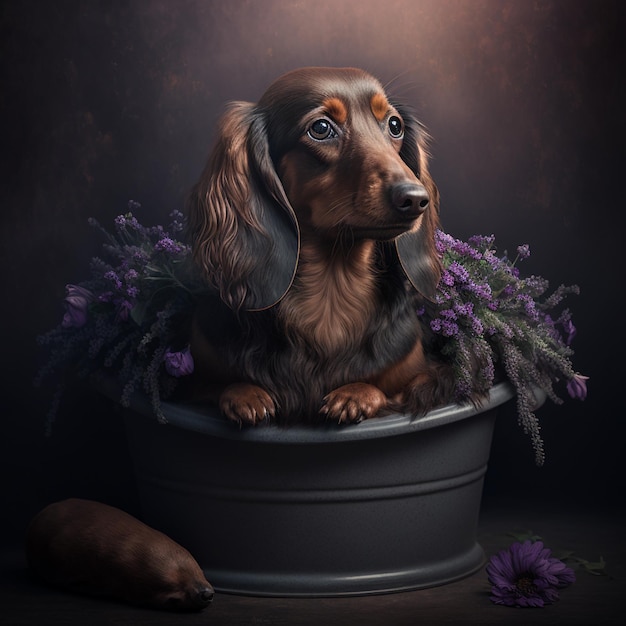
[487,540,575,607]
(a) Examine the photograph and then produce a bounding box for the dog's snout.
[197,585,214,606]
[390,182,429,217]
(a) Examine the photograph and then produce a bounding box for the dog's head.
[188,67,441,311]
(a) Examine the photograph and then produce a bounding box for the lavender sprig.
[426,230,587,465]
[36,203,199,431]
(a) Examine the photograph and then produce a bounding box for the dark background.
[1,0,624,538]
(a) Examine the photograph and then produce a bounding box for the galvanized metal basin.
[115,382,520,597]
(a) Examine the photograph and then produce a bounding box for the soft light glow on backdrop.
[124,0,594,242]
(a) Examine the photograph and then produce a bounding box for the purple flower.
[114,213,141,231]
[517,293,539,321]
[524,275,549,295]
[448,261,468,279]
[567,373,589,400]
[454,302,474,317]
[487,540,575,608]
[467,281,492,300]
[116,299,133,322]
[434,230,456,254]
[430,319,443,333]
[482,250,501,269]
[155,237,184,254]
[169,209,185,233]
[430,318,460,337]
[440,270,455,287]
[440,308,458,320]
[164,346,194,377]
[61,284,93,328]
[562,319,577,346]
[516,243,531,260]
[470,314,484,335]
[104,270,123,290]
[435,230,483,259]
[468,233,495,249]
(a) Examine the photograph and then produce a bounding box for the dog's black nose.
[390,182,429,216]
[198,586,214,605]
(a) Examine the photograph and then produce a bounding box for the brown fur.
[278,240,378,355]
[187,67,462,425]
[25,499,214,611]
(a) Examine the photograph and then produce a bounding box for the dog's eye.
[388,116,404,139]
[307,119,336,141]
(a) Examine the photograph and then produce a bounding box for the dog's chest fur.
[228,243,421,419]
[276,241,378,356]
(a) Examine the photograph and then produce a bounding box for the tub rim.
[96,376,533,445]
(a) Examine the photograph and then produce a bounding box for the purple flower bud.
[562,319,577,345]
[164,346,194,377]
[116,300,133,322]
[567,373,589,401]
[61,284,93,328]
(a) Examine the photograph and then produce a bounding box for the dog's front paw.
[320,383,387,424]
[219,383,276,426]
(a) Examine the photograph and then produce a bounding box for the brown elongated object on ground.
[25,498,214,611]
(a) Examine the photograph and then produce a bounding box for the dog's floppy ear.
[188,102,300,311]
[394,104,442,300]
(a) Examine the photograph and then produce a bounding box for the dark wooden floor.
[2,499,624,625]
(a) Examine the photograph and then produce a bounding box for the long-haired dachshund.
[187,66,458,425]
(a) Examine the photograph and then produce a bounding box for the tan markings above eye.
[370,93,389,122]
[322,97,348,125]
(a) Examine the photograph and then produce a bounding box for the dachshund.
[26,499,214,611]
[186,66,459,425]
